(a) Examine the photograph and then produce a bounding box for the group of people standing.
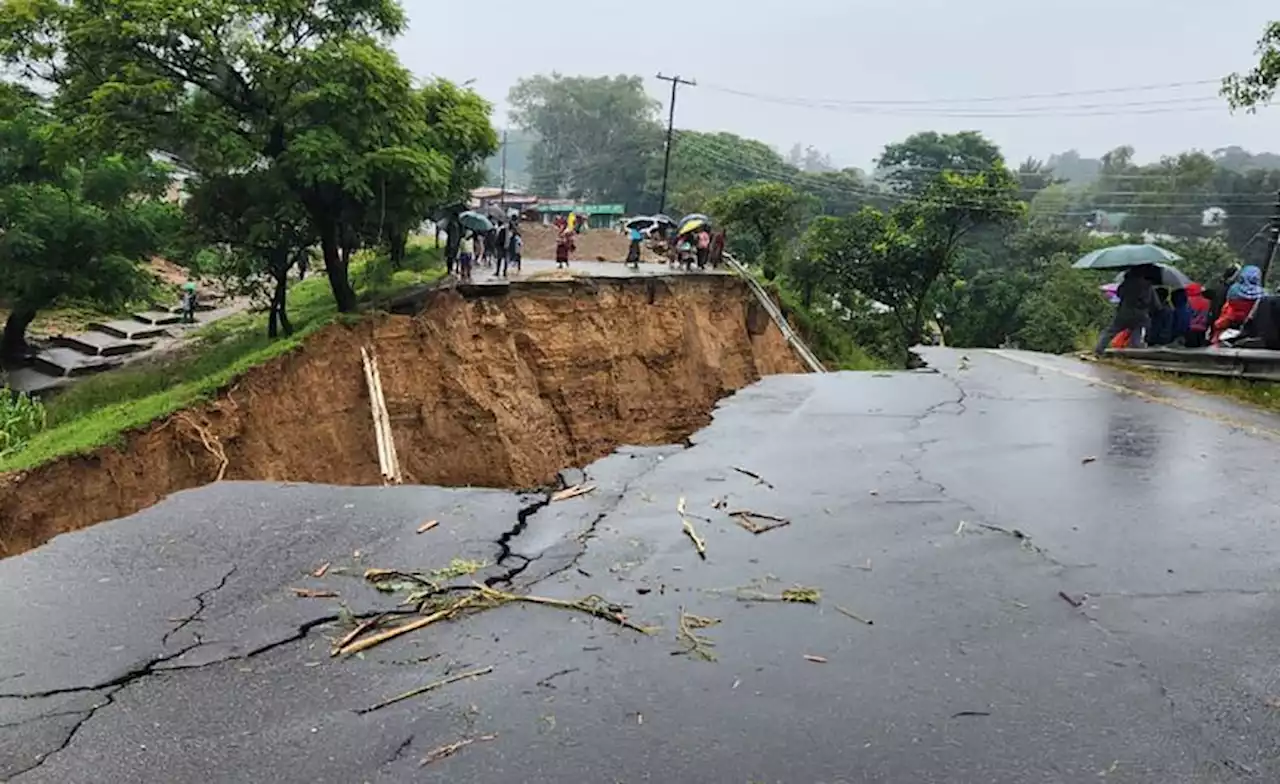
[445,216,523,282]
[1095,263,1267,354]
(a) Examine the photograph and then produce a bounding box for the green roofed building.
[532,200,626,229]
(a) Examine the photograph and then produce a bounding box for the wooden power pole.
[656,73,695,216]
[499,129,508,213]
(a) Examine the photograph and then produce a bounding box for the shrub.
[0,387,47,459]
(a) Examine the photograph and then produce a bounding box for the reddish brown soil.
[0,275,801,558]
[518,225,663,263]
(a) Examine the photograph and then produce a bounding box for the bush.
[0,387,47,459]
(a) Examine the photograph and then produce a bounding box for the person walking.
[1094,265,1162,355]
[696,228,711,269]
[626,226,643,268]
[555,227,573,269]
[508,228,523,274]
[494,222,509,278]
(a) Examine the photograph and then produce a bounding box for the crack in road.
[162,564,238,645]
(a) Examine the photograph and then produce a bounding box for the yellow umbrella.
[678,218,706,235]
[567,213,577,232]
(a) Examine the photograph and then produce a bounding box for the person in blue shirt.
[626,226,643,267]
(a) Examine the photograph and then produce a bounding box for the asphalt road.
[4,348,1280,782]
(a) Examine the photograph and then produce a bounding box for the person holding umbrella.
[1094,264,1164,355]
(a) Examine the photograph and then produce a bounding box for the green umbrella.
[1072,244,1182,270]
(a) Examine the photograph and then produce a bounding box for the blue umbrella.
[459,211,494,233]
[1072,244,1182,270]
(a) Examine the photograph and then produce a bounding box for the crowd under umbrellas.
[1076,243,1272,353]
[447,208,523,281]
[624,212,727,270]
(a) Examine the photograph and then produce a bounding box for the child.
[508,229,523,273]
[626,226,643,268]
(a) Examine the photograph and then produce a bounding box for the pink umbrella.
[1100,283,1119,305]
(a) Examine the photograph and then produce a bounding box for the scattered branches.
[420,734,497,767]
[731,466,775,489]
[356,666,494,715]
[551,484,596,502]
[834,605,874,626]
[675,609,720,661]
[291,587,338,599]
[681,518,707,560]
[734,584,822,604]
[731,510,791,535]
[416,520,439,534]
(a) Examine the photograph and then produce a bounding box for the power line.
[698,77,1223,107]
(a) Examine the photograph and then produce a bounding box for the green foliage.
[0,387,46,458]
[877,131,1004,195]
[766,283,884,371]
[2,0,493,315]
[0,88,168,357]
[1223,21,1280,110]
[709,182,812,277]
[1013,258,1112,354]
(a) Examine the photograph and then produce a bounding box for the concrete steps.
[132,310,182,326]
[31,347,122,378]
[52,331,153,357]
[89,319,169,341]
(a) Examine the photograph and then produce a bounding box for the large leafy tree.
[508,74,663,209]
[0,0,489,314]
[0,88,166,360]
[709,182,813,279]
[876,131,1004,195]
[806,166,1024,357]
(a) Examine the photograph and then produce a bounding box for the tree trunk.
[1,308,36,365]
[320,224,357,313]
[389,229,407,268]
[267,250,295,339]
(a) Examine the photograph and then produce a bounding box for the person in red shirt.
[1185,282,1211,347]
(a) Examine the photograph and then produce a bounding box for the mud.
[0,275,802,558]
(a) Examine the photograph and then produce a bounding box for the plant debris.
[681,518,707,560]
[711,497,728,510]
[803,654,828,664]
[675,609,720,661]
[731,466,775,489]
[1058,591,1084,609]
[1081,456,1098,465]
[420,734,497,767]
[677,496,713,523]
[312,562,331,578]
[417,519,440,534]
[551,483,596,502]
[291,587,338,599]
[333,583,652,657]
[358,666,494,715]
[834,605,874,625]
[731,510,791,535]
[951,710,991,718]
[734,584,821,604]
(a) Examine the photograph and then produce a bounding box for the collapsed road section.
[0,274,804,557]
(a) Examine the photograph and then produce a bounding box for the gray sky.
[396,0,1278,170]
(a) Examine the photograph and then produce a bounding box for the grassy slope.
[768,284,884,372]
[1,244,444,473]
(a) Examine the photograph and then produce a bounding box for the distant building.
[532,200,626,230]
[469,187,538,212]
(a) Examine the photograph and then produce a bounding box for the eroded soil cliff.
[0,276,801,558]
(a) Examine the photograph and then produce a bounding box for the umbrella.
[1113,263,1191,290]
[1099,283,1119,305]
[481,205,507,223]
[678,213,711,235]
[458,210,494,233]
[1072,243,1182,270]
[625,215,659,231]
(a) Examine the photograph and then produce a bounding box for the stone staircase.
[5,299,219,395]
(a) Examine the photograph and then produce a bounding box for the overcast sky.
[396,0,1278,170]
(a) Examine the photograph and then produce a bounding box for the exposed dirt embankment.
[0,276,801,557]
[519,225,662,263]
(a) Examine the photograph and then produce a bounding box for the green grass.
[768,284,885,371]
[1,244,445,473]
[1127,367,1280,413]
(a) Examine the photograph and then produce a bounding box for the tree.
[876,131,1004,195]
[806,165,1024,358]
[508,74,662,209]
[185,170,315,338]
[0,0,473,313]
[1223,21,1280,110]
[0,90,165,359]
[709,182,812,280]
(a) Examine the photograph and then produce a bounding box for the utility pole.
[1262,189,1280,287]
[656,73,695,216]
[499,129,508,214]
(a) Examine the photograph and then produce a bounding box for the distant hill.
[1044,146,1280,186]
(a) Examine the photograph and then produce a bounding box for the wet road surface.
[3,348,1280,782]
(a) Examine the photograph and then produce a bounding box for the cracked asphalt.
[4,347,1280,782]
